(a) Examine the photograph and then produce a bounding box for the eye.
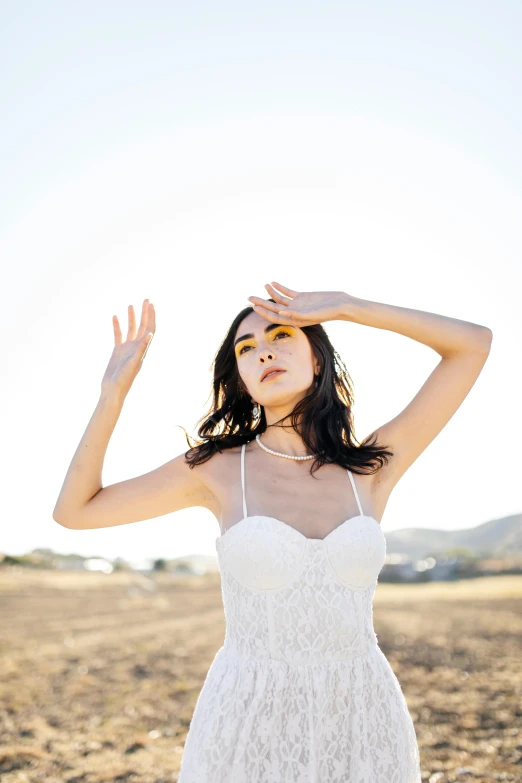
[237,329,292,357]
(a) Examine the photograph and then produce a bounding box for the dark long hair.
[182,302,393,477]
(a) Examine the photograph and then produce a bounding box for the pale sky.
[2,2,521,566]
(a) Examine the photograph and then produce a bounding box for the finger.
[278,308,307,322]
[148,302,156,334]
[251,304,297,324]
[248,296,280,314]
[270,281,300,297]
[113,315,122,345]
[264,283,292,305]
[127,304,136,341]
[136,298,150,339]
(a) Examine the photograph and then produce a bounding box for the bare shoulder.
[193,444,244,520]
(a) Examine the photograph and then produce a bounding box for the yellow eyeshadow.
[236,327,296,356]
[235,340,254,356]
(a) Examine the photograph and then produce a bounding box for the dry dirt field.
[0,569,521,783]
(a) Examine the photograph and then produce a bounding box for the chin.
[262,389,308,405]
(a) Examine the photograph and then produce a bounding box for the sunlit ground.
[1,570,520,782]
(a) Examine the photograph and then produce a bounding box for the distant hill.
[383,513,522,560]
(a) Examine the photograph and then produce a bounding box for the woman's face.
[234,311,319,407]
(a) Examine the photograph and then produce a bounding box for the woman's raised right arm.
[52,299,216,530]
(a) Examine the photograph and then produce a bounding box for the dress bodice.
[177,444,422,783]
[215,443,387,666]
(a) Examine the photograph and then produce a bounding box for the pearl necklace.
[255,433,316,461]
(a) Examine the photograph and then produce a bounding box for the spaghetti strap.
[346,469,364,516]
[240,443,248,519]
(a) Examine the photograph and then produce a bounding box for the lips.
[261,368,286,382]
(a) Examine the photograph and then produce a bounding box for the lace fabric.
[178,443,422,782]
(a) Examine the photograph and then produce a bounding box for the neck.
[258,426,311,458]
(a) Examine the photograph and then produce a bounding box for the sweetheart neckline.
[216,514,382,545]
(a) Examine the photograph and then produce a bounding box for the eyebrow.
[234,323,286,349]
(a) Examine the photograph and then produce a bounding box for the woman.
[53,282,493,782]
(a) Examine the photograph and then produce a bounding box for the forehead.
[234,311,272,338]
[234,311,303,342]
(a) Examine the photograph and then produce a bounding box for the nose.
[259,350,274,363]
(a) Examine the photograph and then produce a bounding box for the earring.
[252,401,260,417]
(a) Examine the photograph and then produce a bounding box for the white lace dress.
[178,443,422,783]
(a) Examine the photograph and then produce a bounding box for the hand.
[247,282,356,327]
[101,299,156,398]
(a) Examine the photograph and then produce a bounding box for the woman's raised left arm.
[337,295,492,358]
[249,282,492,357]
[248,282,493,489]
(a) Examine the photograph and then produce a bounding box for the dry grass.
[0,569,521,783]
